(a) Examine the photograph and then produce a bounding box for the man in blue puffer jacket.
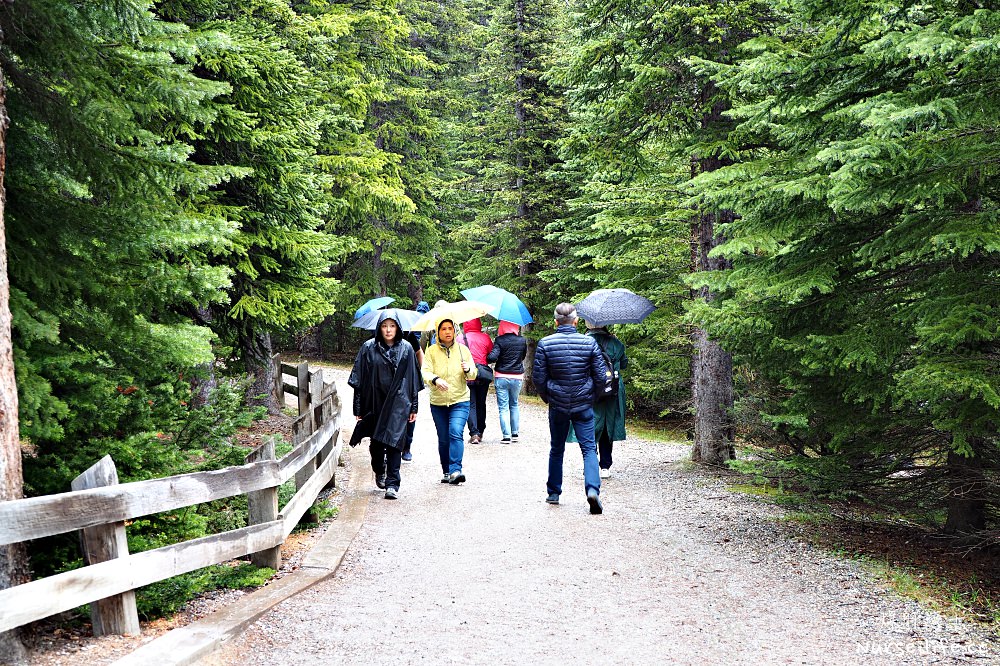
[533,303,609,514]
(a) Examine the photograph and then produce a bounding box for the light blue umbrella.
[354,296,395,320]
[461,285,534,325]
[351,308,423,331]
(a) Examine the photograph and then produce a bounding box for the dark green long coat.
[570,329,627,443]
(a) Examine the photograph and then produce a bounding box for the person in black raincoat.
[348,310,423,499]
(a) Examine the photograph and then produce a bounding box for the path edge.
[110,444,371,666]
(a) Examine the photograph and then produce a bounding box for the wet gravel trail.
[204,369,999,665]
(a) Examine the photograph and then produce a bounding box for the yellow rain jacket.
[422,341,478,406]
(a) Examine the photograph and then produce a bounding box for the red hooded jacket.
[460,318,494,366]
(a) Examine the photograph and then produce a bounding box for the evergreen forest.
[1,0,999,632]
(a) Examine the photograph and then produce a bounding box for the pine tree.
[1,0,238,457]
[159,0,348,408]
[306,0,458,340]
[554,0,772,446]
[691,0,1000,532]
[456,0,570,310]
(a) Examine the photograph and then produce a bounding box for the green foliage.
[689,0,1000,527]
[2,0,238,446]
[450,0,570,310]
[25,378,266,578]
[135,563,274,620]
[545,0,772,416]
[157,0,353,393]
[323,1,454,316]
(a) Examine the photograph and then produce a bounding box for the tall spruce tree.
[691,0,1000,532]
[455,0,570,308]
[158,0,348,409]
[555,0,772,453]
[311,0,452,339]
[1,0,239,480]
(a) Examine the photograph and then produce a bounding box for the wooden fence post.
[271,353,282,409]
[246,438,280,570]
[292,370,325,525]
[309,371,324,429]
[296,362,309,417]
[71,456,141,636]
[320,381,340,490]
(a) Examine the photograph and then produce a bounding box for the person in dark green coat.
[569,322,627,478]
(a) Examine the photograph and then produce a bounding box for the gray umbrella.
[574,288,655,327]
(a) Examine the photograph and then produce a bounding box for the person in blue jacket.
[532,303,609,514]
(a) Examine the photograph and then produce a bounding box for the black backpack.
[594,339,620,403]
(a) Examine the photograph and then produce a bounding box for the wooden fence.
[0,357,342,637]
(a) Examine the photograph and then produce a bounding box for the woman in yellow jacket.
[422,318,478,484]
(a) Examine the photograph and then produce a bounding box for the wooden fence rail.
[0,357,342,637]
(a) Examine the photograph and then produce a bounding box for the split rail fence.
[0,358,342,637]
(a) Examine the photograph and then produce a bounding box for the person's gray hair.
[554,302,578,326]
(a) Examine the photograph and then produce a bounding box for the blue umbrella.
[354,296,395,320]
[460,285,534,325]
[575,288,655,327]
[351,308,423,331]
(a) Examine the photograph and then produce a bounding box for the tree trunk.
[523,334,538,395]
[0,66,30,665]
[943,446,987,535]
[691,327,735,463]
[296,325,322,357]
[243,328,280,414]
[689,96,736,465]
[189,307,218,409]
[372,238,387,297]
[690,205,735,463]
[407,275,423,306]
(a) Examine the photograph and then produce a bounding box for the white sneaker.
[599,468,611,479]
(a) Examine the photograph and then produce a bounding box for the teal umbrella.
[461,285,533,325]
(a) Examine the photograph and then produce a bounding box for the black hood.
[376,309,403,344]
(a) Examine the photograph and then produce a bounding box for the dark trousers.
[403,420,416,454]
[369,440,402,490]
[598,429,613,470]
[466,379,490,437]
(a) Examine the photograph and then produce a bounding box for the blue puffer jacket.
[533,325,608,415]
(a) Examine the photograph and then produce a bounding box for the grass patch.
[292,497,340,531]
[135,562,274,620]
[630,419,688,443]
[728,482,801,506]
[855,557,1000,627]
[783,509,833,526]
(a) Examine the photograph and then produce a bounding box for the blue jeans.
[431,401,470,474]
[494,377,522,439]
[547,407,600,496]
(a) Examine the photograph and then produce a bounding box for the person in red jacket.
[459,318,494,444]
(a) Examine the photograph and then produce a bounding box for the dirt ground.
[192,369,998,666]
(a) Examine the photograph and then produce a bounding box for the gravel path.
[204,369,998,665]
